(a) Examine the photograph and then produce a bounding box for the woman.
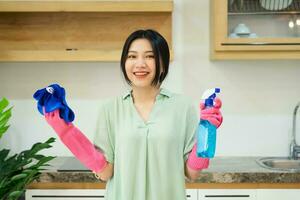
[42,29,222,200]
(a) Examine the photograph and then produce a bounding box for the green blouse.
[94,88,198,200]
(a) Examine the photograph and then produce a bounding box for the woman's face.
[125,38,156,89]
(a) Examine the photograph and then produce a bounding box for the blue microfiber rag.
[33,84,75,122]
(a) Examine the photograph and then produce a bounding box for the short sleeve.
[183,102,199,161]
[93,102,115,163]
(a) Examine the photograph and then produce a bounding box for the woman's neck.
[131,86,160,104]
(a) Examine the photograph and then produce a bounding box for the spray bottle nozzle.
[202,88,221,107]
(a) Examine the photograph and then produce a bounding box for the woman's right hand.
[94,163,114,181]
[44,109,72,137]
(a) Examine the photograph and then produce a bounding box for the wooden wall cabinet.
[0,0,173,62]
[210,0,300,60]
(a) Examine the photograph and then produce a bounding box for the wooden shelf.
[0,0,173,12]
[0,1,173,62]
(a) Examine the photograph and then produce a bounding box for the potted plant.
[0,98,56,200]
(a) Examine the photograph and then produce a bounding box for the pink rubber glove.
[200,97,223,128]
[44,109,107,173]
[186,143,209,171]
[186,97,223,171]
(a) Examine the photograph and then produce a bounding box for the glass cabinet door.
[228,0,300,39]
[211,0,300,59]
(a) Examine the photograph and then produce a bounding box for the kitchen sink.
[256,157,300,172]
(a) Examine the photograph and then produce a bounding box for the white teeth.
[134,72,148,76]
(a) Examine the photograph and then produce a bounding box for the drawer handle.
[32,195,104,198]
[205,195,250,198]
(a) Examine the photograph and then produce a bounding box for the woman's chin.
[132,82,153,88]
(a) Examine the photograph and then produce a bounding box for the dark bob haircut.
[120,29,170,87]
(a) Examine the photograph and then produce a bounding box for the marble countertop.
[35,156,300,184]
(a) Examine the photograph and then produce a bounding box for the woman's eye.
[127,55,136,59]
[146,55,155,59]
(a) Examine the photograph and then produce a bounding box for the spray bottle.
[197,88,220,158]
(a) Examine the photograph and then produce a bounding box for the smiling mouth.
[133,72,149,77]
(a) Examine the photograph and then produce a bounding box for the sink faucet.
[290,102,300,160]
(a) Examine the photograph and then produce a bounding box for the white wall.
[1,0,300,157]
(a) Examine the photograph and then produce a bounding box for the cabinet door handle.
[222,42,300,46]
[205,195,250,198]
[32,195,105,198]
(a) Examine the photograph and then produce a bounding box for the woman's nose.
[135,57,146,67]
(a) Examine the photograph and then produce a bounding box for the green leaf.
[0,98,9,112]
[24,137,56,158]
[26,143,49,157]
[11,173,28,181]
[33,154,45,160]
[7,190,24,199]
[0,177,8,188]
[0,117,11,130]
[0,98,12,139]
[0,107,12,123]
[22,169,35,174]
[0,125,9,133]
[0,149,10,162]
[45,137,56,144]
[0,125,9,139]
[35,156,56,168]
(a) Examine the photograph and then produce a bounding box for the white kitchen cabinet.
[198,189,257,200]
[257,189,300,200]
[25,189,105,200]
[26,189,197,200]
[186,189,198,200]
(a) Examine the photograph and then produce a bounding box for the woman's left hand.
[94,162,114,181]
[200,97,223,128]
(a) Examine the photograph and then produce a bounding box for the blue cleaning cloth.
[33,84,75,122]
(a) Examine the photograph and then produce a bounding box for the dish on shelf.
[260,0,292,10]
[233,23,251,35]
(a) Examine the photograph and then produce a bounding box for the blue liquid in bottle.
[196,120,217,158]
[196,88,220,158]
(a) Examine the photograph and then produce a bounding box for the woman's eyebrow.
[128,50,153,53]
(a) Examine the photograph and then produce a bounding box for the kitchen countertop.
[34,156,300,184]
